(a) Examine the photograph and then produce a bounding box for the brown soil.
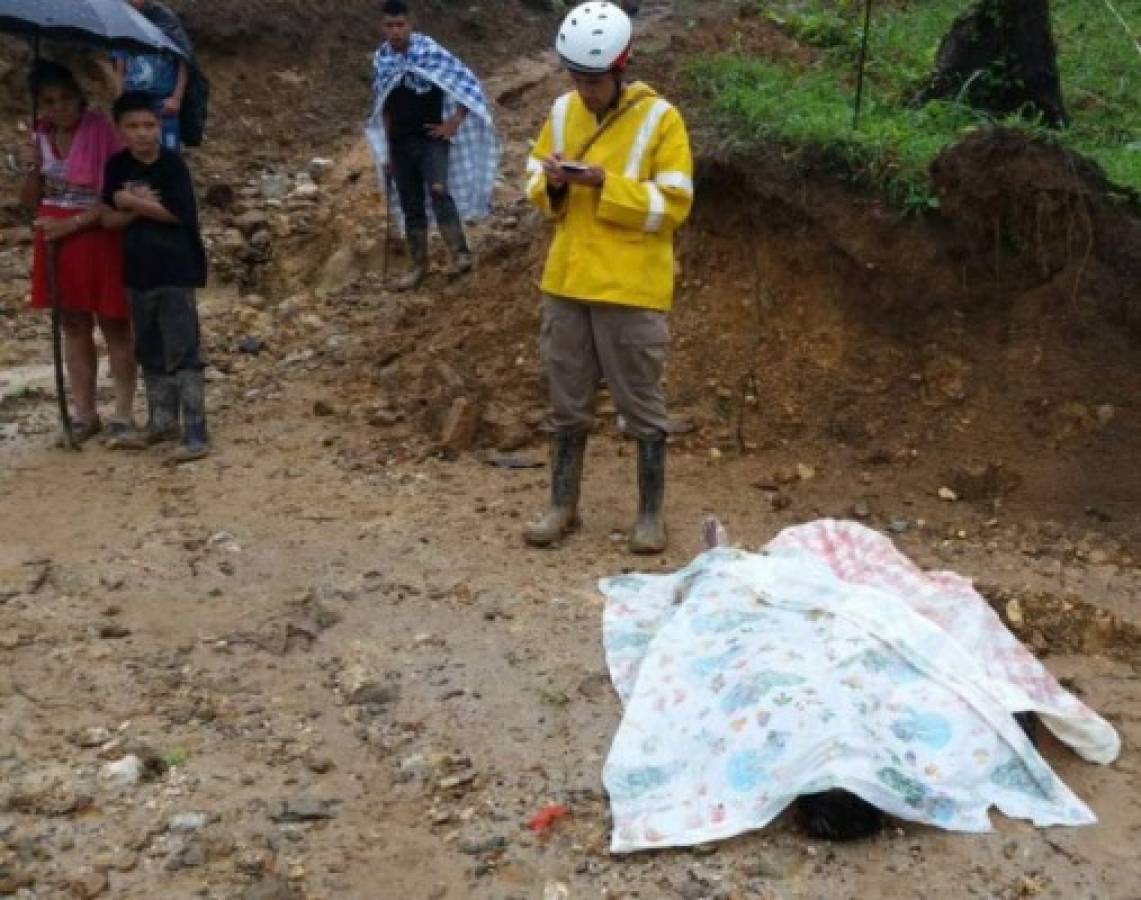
[1,1,1139,898]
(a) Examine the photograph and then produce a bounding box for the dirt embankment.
[674,125,1141,528]
[271,3,1141,542]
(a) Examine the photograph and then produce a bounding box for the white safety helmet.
[557,2,634,75]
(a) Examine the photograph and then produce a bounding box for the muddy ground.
[1,1,1139,898]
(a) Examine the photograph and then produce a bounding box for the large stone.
[336,664,398,706]
[948,462,1014,501]
[439,397,482,458]
[921,354,971,406]
[291,182,321,201]
[0,865,35,894]
[69,870,109,898]
[73,727,112,749]
[307,158,335,182]
[169,811,209,833]
[259,173,291,201]
[217,228,248,252]
[242,875,300,900]
[204,183,236,209]
[233,210,271,237]
[4,767,94,816]
[271,797,339,822]
[99,755,143,787]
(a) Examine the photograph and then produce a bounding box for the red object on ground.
[526,804,571,834]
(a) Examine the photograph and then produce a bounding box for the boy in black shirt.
[102,91,209,462]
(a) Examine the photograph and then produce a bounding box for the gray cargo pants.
[539,294,670,440]
[129,286,204,376]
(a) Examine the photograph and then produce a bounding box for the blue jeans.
[141,93,182,151]
[159,113,181,152]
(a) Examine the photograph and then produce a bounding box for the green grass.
[689,0,1141,206]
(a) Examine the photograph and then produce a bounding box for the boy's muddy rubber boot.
[629,436,667,554]
[524,431,587,547]
[440,219,473,276]
[395,229,428,291]
[170,369,210,464]
[107,373,180,450]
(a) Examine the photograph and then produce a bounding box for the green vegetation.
[689,0,1140,207]
[162,747,189,769]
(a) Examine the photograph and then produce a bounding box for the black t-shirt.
[102,148,208,291]
[384,76,444,142]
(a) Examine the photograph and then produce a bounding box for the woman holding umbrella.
[17,60,136,443]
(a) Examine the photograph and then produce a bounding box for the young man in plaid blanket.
[367,0,500,290]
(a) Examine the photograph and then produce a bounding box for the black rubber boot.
[629,436,667,554]
[107,373,179,450]
[439,218,473,277]
[394,229,428,291]
[524,431,587,547]
[170,369,209,463]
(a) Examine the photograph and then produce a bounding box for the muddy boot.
[169,369,210,464]
[440,218,473,277]
[108,373,180,450]
[394,229,428,291]
[629,436,667,554]
[523,431,587,547]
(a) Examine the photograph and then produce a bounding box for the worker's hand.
[161,95,182,116]
[541,153,567,189]
[34,216,78,242]
[560,164,605,189]
[426,114,463,141]
[16,138,42,174]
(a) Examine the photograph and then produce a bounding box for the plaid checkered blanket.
[366,33,500,229]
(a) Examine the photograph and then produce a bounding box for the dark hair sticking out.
[381,0,410,16]
[113,90,160,123]
[28,59,84,102]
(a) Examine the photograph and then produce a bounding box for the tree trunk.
[914,0,1068,127]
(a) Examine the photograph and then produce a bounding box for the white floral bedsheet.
[600,520,1119,853]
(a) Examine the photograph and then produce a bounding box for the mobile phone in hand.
[559,161,590,173]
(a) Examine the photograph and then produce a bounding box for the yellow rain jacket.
[526,81,694,311]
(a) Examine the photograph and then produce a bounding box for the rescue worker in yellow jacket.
[523,1,694,554]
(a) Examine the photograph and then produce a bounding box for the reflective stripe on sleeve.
[551,94,572,155]
[624,99,672,180]
[654,170,693,195]
[644,183,666,233]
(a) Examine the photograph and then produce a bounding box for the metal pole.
[383,173,393,281]
[853,0,874,130]
[31,33,77,449]
[31,33,39,127]
[46,242,76,448]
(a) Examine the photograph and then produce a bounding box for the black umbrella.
[1,0,186,448]
[0,0,184,56]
